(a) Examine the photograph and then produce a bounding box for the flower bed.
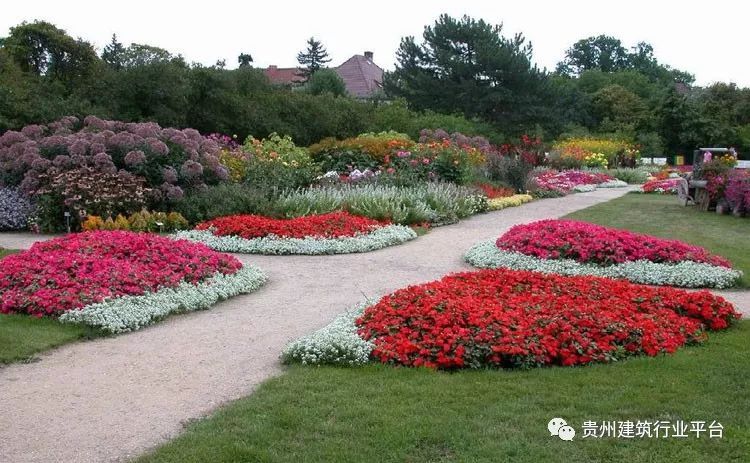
[463,220,741,288]
[642,178,681,194]
[0,231,266,332]
[487,194,533,211]
[532,170,619,195]
[284,269,740,369]
[179,211,417,255]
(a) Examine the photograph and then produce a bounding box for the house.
[263,51,384,99]
[334,51,384,98]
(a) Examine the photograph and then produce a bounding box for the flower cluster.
[465,241,741,288]
[355,269,740,369]
[0,116,226,194]
[532,170,614,194]
[724,170,750,214]
[642,178,681,194]
[176,224,417,255]
[474,183,515,199]
[82,210,188,232]
[0,187,35,230]
[0,231,242,317]
[498,134,546,166]
[496,220,731,267]
[196,211,386,239]
[552,138,638,168]
[583,152,609,169]
[487,194,534,211]
[60,266,266,333]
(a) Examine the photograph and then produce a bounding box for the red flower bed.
[356,269,739,369]
[496,219,731,267]
[475,183,515,199]
[196,211,387,239]
[0,231,241,317]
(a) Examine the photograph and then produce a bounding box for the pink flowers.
[643,178,681,194]
[496,219,732,267]
[0,231,241,317]
[533,170,614,194]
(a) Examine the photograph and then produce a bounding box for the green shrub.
[605,167,651,184]
[174,184,274,224]
[243,133,319,194]
[483,154,534,193]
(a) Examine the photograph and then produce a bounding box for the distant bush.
[174,184,275,224]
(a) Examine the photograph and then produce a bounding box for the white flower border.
[464,240,742,289]
[59,265,267,333]
[172,224,417,255]
[282,301,374,366]
[596,179,629,188]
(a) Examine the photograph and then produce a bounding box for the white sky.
[2,0,748,87]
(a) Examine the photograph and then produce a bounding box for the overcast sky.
[2,0,748,87]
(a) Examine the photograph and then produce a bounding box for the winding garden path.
[1,188,748,463]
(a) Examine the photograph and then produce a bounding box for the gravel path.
[1,187,748,463]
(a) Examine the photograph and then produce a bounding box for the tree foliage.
[296,37,331,80]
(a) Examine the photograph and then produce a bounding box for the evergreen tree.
[102,34,126,70]
[296,37,331,80]
[237,53,253,68]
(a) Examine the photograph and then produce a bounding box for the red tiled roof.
[335,55,384,98]
[263,66,304,85]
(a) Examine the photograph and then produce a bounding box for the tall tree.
[237,52,253,68]
[3,21,99,83]
[556,35,630,76]
[296,37,331,79]
[101,34,126,70]
[384,14,551,132]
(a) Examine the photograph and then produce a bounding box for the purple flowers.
[124,150,147,167]
[0,188,35,230]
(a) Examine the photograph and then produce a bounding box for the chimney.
[364,51,373,60]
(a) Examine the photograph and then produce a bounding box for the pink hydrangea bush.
[496,219,731,267]
[0,231,242,317]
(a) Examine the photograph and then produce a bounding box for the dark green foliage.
[173,184,275,224]
[296,37,331,80]
[306,69,347,97]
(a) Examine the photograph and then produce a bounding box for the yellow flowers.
[583,152,608,169]
[487,194,534,211]
[554,138,631,158]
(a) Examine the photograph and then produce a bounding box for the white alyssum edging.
[172,224,417,255]
[596,179,629,188]
[282,302,374,366]
[59,266,267,333]
[465,241,742,289]
[573,184,597,192]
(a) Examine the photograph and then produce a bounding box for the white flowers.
[173,225,417,255]
[596,179,629,188]
[59,266,267,333]
[281,302,374,365]
[465,241,742,289]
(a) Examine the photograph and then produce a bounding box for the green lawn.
[140,322,749,463]
[0,248,100,364]
[565,193,750,287]
[138,192,750,462]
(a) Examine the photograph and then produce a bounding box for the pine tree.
[296,37,331,80]
[102,34,126,70]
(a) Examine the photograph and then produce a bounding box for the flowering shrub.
[355,269,739,369]
[419,129,493,155]
[532,170,614,194]
[0,188,34,230]
[309,131,414,170]
[487,194,533,211]
[724,170,750,215]
[0,231,242,317]
[497,135,546,166]
[243,133,318,192]
[474,183,515,199]
[465,241,741,288]
[196,211,386,239]
[552,138,638,168]
[0,116,227,193]
[496,219,731,267]
[642,178,681,194]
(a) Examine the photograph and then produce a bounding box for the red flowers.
[643,178,681,194]
[0,231,241,317]
[196,212,387,239]
[496,219,731,267]
[356,269,740,370]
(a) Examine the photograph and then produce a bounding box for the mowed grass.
[139,322,749,463]
[565,193,750,286]
[0,248,99,364]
